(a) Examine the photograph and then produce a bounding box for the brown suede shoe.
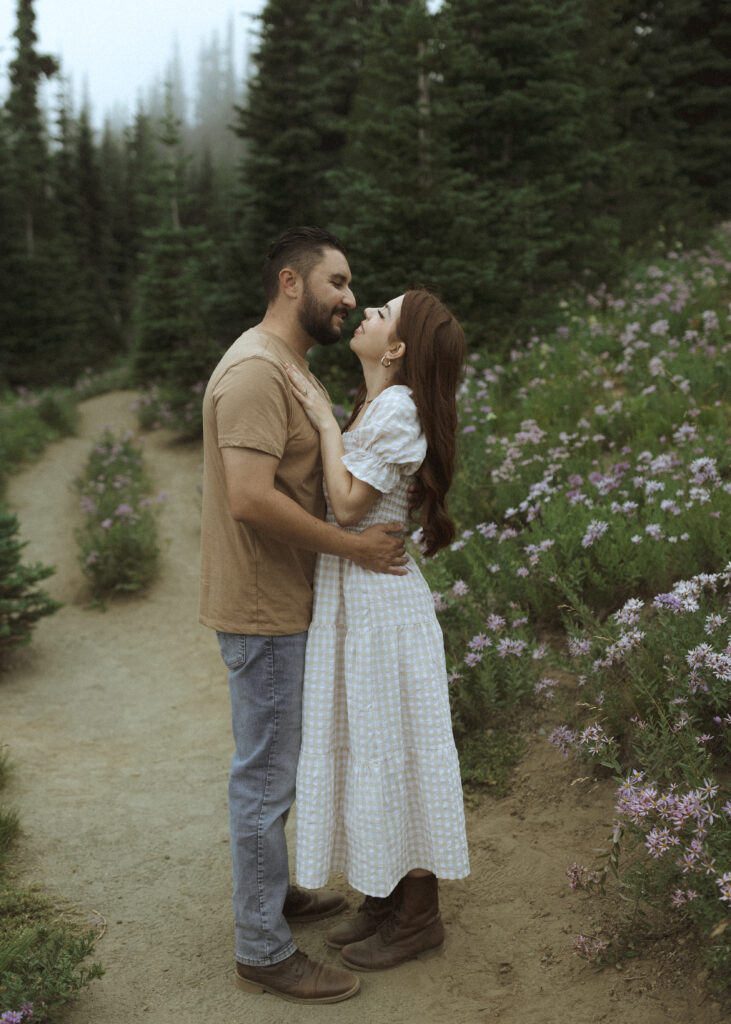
[325,882,403,949]
[235,950,360,1003]
[341,875,444,971]
[283,884,346,923]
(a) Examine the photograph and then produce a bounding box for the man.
[199,227,406,1004]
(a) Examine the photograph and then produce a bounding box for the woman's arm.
[285,364,379,527]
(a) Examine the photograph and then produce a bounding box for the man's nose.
[343,286,356,309]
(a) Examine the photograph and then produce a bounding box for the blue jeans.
[217,631,307,966]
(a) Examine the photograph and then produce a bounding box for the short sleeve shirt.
[199,327,328,635]
[341,385,427,492]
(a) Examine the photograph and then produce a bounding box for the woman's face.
[349,294,405,361]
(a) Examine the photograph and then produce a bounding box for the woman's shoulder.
[368,385,417,419]
[357,386,425,461]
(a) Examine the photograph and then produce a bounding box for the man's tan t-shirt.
[199,327,327,635]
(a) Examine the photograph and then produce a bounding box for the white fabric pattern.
[295,385,470,897]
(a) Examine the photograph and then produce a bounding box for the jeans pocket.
[217,632,247,670]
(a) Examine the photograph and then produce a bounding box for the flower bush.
[132,381,206,440]
[415,223,731,981]
[74,430,163,600]
[554,568,730,979]
[440,227,730,627]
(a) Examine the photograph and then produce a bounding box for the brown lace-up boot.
[235,950,360,1003]
[283,884,346,923]
[340,874,444,971]
[325,881,403,949]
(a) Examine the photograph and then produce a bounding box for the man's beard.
[298,287,346,347]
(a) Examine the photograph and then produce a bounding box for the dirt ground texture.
[2,391,727,1023]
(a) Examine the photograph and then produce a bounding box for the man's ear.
[279,267,299,300]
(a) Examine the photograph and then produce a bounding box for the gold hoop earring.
[381,356,392,368]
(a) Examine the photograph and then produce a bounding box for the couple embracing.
[199,227,470,1004]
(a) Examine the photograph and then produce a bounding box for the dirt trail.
[2,391,724,1023]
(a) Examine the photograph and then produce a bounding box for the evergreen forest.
[1,0,730,402]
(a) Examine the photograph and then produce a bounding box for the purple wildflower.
[644,826,680,858]
[670,888,699,906]
[571,934,608,963]
[496,638,527,658]
[549,725,577,758]
[535,677,558,699]
[716,874,731,904]
[581,519,608,547]
[567,636,592,657]
[485,614,506,632]
[613,598,644,627]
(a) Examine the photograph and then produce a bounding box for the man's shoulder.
[210,328,290,388]
[225,327,290,366]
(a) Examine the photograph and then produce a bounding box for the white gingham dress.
[294,386,470,897]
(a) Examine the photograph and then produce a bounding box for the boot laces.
[360,894,388,916]
[378,908,402,942]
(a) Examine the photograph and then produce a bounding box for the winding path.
[2,392,721,1023]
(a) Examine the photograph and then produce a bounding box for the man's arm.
[221,447,407,574]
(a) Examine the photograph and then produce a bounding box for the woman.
[285,289,470,972]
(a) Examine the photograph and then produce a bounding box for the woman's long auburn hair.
[345,289,466,557]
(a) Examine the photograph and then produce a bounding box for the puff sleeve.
[342,386,427,493]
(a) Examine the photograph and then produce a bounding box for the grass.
[0,747,103,1021]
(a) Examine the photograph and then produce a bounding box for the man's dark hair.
[262,226,347,304]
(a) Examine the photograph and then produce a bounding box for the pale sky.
[0,0,265,126]
[0,1,443,129]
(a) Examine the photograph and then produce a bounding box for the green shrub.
[72,364,132,400]
[0,749,19,874]
[0,388,79,496]
[0,751,103,1021]
[0,507,61,662]
[33,390,78,436]
[0,405,54,488]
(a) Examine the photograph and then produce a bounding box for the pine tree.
[608,0,731,235]
[98,119,135,332]
[192,21,241,166]
[327,2,464,301]
[4,0,59,259]
[437,0,616,327]
[133,85,223,399]
[0,504,61,660]
[231,0,378,320]
[304,0,492,382]
[0,0,103,385]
